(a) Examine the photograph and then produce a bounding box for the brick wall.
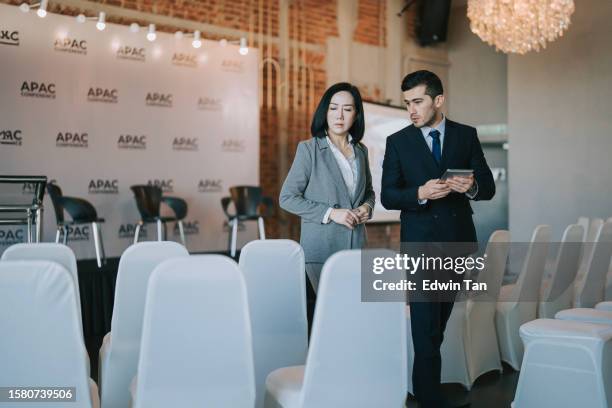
[2,0,415,247]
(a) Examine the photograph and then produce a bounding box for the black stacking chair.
[221,185,274,257]
[130,185,185,244]
[46,182,106,268]
[161,196,188,245]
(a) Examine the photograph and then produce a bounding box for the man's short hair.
[401,70,444,99]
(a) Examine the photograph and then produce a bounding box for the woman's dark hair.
[310,82,365,144]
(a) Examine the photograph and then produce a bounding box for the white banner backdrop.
[0,4,260,258]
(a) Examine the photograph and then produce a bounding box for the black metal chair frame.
[46,182,106,268]
[221,185,274,257]
[0,175,47,243]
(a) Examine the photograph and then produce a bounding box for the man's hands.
[418,175,475,201]
[418,179,451,201]
[330,204,371,229]
[445,175,474,193]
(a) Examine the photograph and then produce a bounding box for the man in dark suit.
[381,70,495,408]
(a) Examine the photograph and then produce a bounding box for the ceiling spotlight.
[76,13,86,23]
[146,24,156,42]
[19,2,30,13]
[129,23,140,33]
[174,31,183,40]
[37,0,48,18]
[96,12,106,31]
[239,37,249,55]
[219,38,228,47]
[192,30,202,49]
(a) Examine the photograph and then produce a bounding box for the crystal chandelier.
[467,0,575,54]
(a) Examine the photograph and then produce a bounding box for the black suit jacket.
[381,119,495,243]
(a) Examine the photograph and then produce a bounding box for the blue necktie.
[430,129,441,164]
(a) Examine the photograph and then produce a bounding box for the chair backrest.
[300,250,407,407]
[512,225,551,304]
[542,224,584,302]
[470,230,511,302]
[133,255,255,408]
[230,186,262,217]
[577,217,589,241]
[0,261,93,408]
[576,221,612,308]
[578,218,605,273]
[162,196,187,220]
[101,242,189,408]
[46,182,65,223]
[587,218,604,242]
[130,185,162,219]
[239,240,308,408]
[1,243,83,338]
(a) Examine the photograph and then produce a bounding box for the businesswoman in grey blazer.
[279,82,375,291]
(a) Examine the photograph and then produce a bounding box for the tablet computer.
[438,169,474,182]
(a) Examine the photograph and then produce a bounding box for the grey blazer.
[279,137,375,264]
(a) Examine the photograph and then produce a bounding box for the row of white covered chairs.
[0,241,407,408]
[497,220,612,371]
[406,219,612,394]
[513,303,612,407]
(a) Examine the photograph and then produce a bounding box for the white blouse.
[322,135,359,223]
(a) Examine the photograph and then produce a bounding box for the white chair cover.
[99,242,188,408]
[496,224,551,370]
[0,260,99,408]
[514,318,612,408]
[239,240,308,408]
[264,249,407,408]
[538,224,584,318]
[555,308,612,325]
[433,230,511,390]
[1,243,83,337]
[574,221,612,308]
[595,301,612,312]
[576,218,604,278]
[132,255,255,408]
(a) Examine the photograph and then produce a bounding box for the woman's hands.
[330,205,371,229]
[352,204,371,224]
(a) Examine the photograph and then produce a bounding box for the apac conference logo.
[54,37,87,55]
[63,225,90,241]
[118,223,149,239]
[87,87,118,103]
[197,97,223,111]
[147,179,174,193]
[56,132,88,148]
[221,139,246,152]
[117,134,147,150]
[221,59,244,73]
[88,179,119,194]
[145,92,173,108]
[172,52,198,68]
[0,228,25,246]
[116,45,146,62]
[198,179,222,193]
[0,130,22,146]
[174,220,199,236]
[172,137,198,151]
[0,29,19,46]
[21,81,56,99]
